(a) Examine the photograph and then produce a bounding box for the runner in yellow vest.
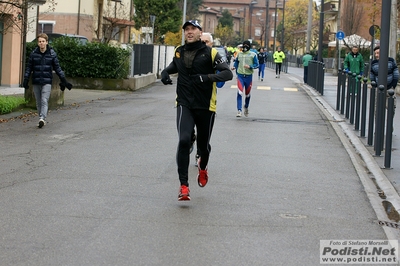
[273,46,285,78]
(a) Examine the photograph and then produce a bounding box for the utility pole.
[20,0,29,86]
[281,0,285,51]
[333,0,341,76]
[374,0,391,155]
[77,0,81,35]
[273,0,278,51]
[265,0,270,50]
[389,0,397,58]
[306,0,312,52]
[317,0,324,62]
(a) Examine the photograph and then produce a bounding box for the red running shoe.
[178,185,190,201]
[197,169,208,187]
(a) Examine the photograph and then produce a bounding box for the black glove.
[60,82,73,91]
[193,74,210,84]
[161,73,173,85]
[23,79,29,90]
[61,77,67,84]
[66,82,73,90]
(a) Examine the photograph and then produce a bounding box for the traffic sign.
[369,25,380,37]
[336,31,345,40]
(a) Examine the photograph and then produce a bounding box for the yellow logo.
[176,52,180,58]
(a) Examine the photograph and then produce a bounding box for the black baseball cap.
[182,20,202,31]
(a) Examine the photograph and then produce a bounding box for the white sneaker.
[244,108,249,117]
[37,119,46,128]
[236,110,242,117]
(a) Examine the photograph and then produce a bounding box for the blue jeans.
[258,63,265,79]
[33,84,52,120]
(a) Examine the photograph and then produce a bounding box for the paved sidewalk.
[287,67,400,195]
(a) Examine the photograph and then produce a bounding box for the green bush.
[26,38,130,79]
[0,95,27,115]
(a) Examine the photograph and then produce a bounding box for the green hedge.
[26,38,131,79]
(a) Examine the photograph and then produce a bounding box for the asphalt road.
[0,68,397,265]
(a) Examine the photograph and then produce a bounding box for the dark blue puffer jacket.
[24,45,65,85]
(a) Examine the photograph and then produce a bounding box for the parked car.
[31,33,89,45]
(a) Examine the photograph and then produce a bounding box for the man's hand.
[23,79,29,90]
[161,72,173,85]
[193,74,210,84]
[161,77,173,85]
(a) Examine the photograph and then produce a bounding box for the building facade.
[0,0,133,88]
[201,0,284,49]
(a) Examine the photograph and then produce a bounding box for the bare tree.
[341,0,363,37]
[89,1,132,43]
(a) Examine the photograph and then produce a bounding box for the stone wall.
[25,73,156,108]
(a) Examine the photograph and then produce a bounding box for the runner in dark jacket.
[161,20,233,201]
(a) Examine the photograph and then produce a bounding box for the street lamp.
[249,0,258,40]
[149,15,156,44]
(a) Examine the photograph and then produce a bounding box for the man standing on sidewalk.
[161,20,233,201]
[273,46,285,78]
[302,51,313,84]
[369,46,398,113]
[344,46,364,76]
[232,40,259,117]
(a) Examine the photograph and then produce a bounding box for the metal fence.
[307,60,325,95]
[128,44,175,77]
[336,70,396,168]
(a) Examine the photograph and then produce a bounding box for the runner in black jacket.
[161,20,233,201]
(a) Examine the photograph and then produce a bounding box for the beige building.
[1,0,133,88]
[37,0,134,43]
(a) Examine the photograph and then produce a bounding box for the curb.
[301,83,400,240]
